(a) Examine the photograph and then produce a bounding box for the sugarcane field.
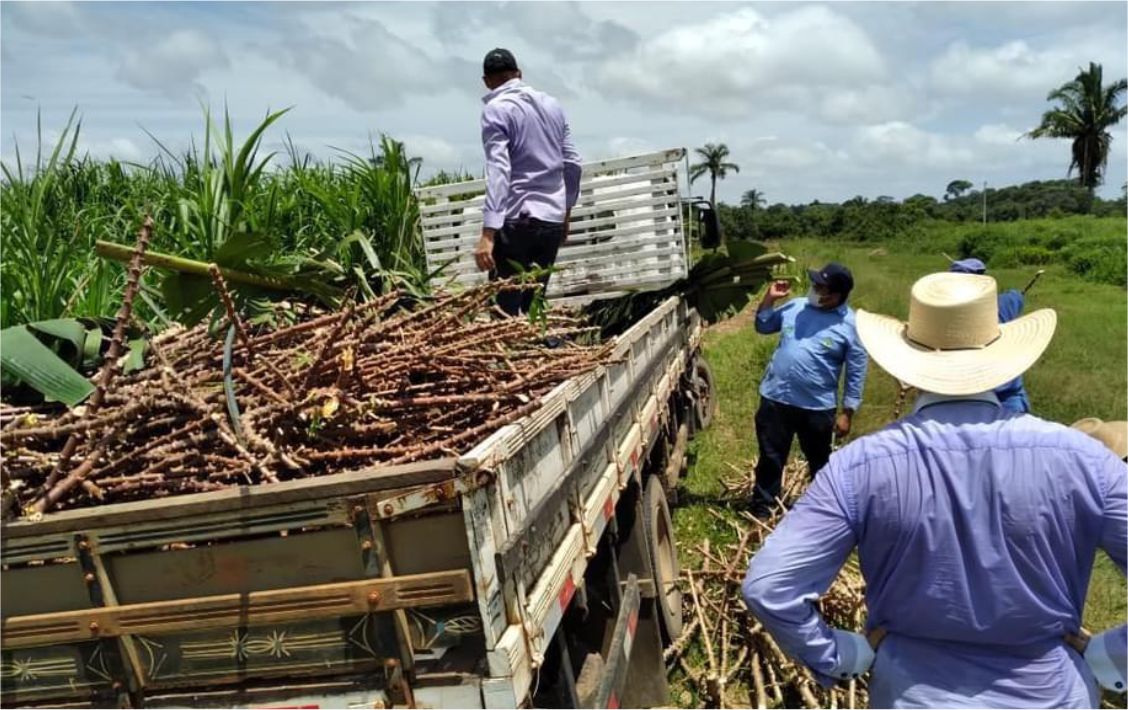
[2,3,1127,710]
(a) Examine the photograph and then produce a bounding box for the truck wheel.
[691,356,716,431]
[643,477,683,642]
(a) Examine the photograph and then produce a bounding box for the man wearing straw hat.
[742,271,1126,707]
[949,257,1031,412]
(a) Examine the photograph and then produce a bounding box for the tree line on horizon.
[688,61,1128,238]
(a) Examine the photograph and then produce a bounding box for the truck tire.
[691,356,716,432]
[642,477,683,642]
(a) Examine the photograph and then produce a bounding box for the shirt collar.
[482,78,524,104]
[911,390,1001,415]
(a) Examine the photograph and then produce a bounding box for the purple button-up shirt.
[743,393,1127,708]
[480,79,582,230]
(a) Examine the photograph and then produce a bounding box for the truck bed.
[1,295,702,709]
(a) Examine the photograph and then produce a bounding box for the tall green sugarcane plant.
[1,106,440,404]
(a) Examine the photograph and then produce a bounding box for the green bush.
[946,217,1125,287]
[993,245,1056,268]
[1063,237,1128,287]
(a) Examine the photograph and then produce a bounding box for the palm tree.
[689,143,740,206]
[1025,62,1127,190]
[740,189,765,211]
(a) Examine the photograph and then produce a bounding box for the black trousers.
[752,397,835,505]
[490,217,565,316]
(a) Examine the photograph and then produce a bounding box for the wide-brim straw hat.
[1071,418,1128,459]
[856,272,1056,396]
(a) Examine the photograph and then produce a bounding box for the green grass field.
[676,234,1127,644]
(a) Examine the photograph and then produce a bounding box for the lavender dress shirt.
[743,393,1127,707]
[480,79,582,231]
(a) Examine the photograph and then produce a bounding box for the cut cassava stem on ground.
[676,458,870,709]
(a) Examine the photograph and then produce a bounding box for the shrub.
[992,245,1055,268]
[1063,237,1128,287]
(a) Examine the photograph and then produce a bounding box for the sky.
[2,1,1126,205]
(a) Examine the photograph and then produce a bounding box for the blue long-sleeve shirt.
[480,79,582,230]
[743,393,1128,708]
[995,289,1030,413]
[755,297,868,412]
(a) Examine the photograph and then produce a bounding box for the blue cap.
[949,258,987,275]
[807,262,854,297]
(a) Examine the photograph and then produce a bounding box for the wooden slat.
[414,148,685,200]
[440,245,686,278]
[1,571,473,650]
[418,165,674,218]
[419,169,676,224]
[425,218,680,254]
[421,188,678,240]
[1,459,458,540]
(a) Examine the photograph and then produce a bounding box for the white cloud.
[1,1,1124,206]
[930,37,1126,99]
[818,84,920,125]
[401,134,462,165]
[852,120,1067,174]
[853,122,974,169]
[80,137,144,162]
[432,2,637,62]
[596,6,889,119]
[974,123,1025,146]
[2,1,84,38]
[277,15,473,111]
[604,136,656,159]
[759,143,840,170]
[116,29,229,98]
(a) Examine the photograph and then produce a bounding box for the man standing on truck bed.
[473,48,582,316]
[743,271,1126,707]
[750,262,868,518]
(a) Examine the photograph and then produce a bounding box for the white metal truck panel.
[460,486,508,647]
[581,462,621,557]
[416,149,688,302]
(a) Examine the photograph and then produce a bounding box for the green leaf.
[82,327,103,370]
[726,240,768,263]
[339,230,383,271]
[0,325,95,406]
[161,272,219,326]
[123,337,147,374]
[27,318,87,349]
[213,231,277,270]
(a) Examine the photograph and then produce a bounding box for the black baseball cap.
[807,262,855,297]
[483,48,519,76]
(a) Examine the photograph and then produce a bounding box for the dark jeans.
[752,397,835,506]
[490,217,565,316]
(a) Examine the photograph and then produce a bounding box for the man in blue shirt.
[750,262,869,517]
[949,257,1030,412]
[743,271,1126,708]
